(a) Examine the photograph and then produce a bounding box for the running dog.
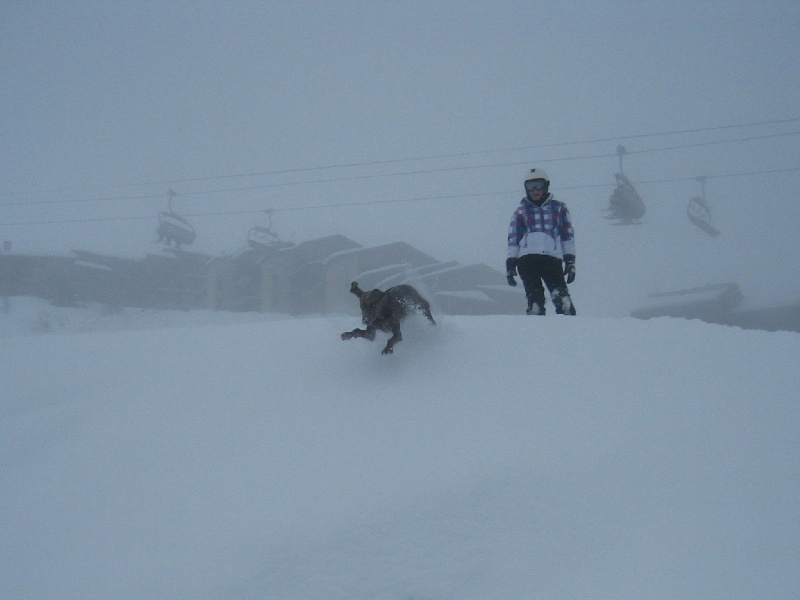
[341,281,436,354]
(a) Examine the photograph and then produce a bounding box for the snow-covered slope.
[1,300,798,599]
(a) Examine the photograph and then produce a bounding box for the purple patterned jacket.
[507,194,575,260]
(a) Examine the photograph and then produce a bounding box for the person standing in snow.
[506,168,577,315]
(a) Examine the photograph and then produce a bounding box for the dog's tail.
[350,281,365,298]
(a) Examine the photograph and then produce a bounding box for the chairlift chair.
[687,176,720,237]
[247,209,285,250]
[604,145,646,224]
[155,189,196,249]
[247,226,279,249]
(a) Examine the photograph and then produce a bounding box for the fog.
[2,2,800,316]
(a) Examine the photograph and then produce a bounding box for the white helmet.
[525,167,549,183]
[524,167,550,194]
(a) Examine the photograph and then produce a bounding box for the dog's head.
[350,281,386,325]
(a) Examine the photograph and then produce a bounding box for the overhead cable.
[2,116,798,197]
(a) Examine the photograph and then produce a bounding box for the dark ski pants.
[517,254,576,315]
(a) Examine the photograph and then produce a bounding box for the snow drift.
[1,300,798,599]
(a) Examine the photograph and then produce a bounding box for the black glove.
[506,257,518,287]
[563,254,576,284]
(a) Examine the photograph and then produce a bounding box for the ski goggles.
[525,178,548,192]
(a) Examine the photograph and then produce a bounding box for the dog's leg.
[341,326,377,341]
[421,304,436,325]
[381,319,403,354]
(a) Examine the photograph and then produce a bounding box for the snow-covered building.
[1,236,522,317]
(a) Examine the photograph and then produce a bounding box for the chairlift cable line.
[2,166,798,228]
[5,130,800,208]
[1,117,799,197]
[130,116,800,185]
[103,116,800,185]
[176,130,800,198]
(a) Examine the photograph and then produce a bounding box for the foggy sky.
[2,1,799,315]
